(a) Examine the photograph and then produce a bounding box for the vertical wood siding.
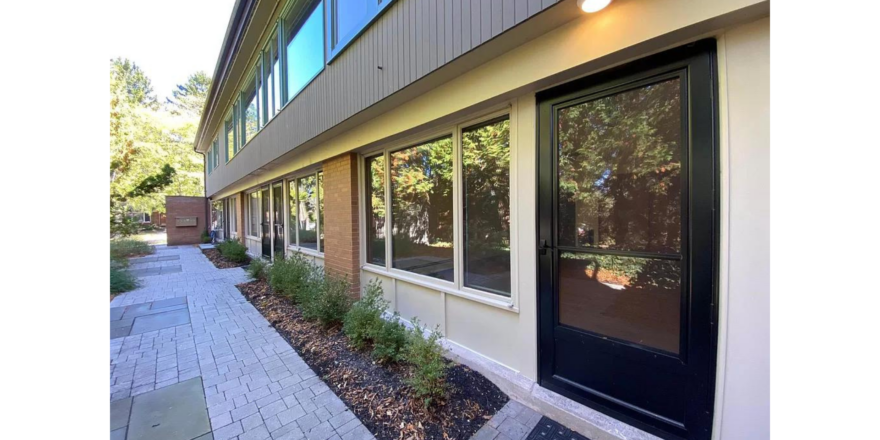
[208,0,559,196]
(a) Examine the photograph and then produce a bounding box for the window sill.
[361,264,518,314]
[288,246,324,258]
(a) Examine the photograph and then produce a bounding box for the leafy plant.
[343,279,388,349]
[269,253,317,302]
[309,272,353,327]
[372,313,408,364]
[217,239,248,263]
[111,263,138,294]
[200,230,212,243]
[404,319,448,408]
[110,238,153,261]
[247,258,269,280]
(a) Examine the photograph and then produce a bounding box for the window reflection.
[242,80,258,145]
[559,252,681,353]
[286,2,324,102]
[462,117,511,296]
[557,78,682,254]
[248,192,261,237]
[298,175,318,249]
[390,137,454,281]
[365,155,386,265]
[288,181,298,245]
[334,0,368,46]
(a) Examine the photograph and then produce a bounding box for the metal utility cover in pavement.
[127,378,210,440]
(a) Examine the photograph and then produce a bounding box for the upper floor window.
[207,144,213,174]
[241,77,259,146]
[263,33,282,119]
[284,1,325,103]
[225,113,235,162]
[327,0,395,60]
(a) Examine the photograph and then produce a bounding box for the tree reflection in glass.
[365,155,386,265]
[298,175,318,249]
[462,117,511,296]
[390,137,454,281]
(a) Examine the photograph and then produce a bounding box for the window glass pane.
[212,201,224,241]
[265,37,281,115]
[317,171,324,251]
[559,252,681,353]
[249,192,261,236]
[207,147,213,174]
[242,80,258,145]
[228,198,237,234]
[462,118,511,296]
[288,181,298,246]
[335,0,369,46]
[365,155,386,265]
[557,78,682,254]
[257,62,265,126]
[273,56,281,114]
[297,175,318,249]
[286,3,324,101]
[390,137,454,281]
[233,102,240,152]
[225,118,234,161]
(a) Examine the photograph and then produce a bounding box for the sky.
[108,0,237,102]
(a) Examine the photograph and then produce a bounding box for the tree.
[166,71,211,116]
[109,58,210,235]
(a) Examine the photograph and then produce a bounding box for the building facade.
[195,1,770,439]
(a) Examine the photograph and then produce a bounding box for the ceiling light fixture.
[577,0,612,13]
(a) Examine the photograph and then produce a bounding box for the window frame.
[326,0,396,62]
[282,0,326,105]
[359,103,519,311]
[239,70,260,151]
[246,189,262,239]
[285,168,324,256]
[227,197,238,238]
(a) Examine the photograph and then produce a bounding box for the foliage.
[110,207,142,237]
[308,272,353,327]
[343,279,388,349]
[111,263,138,294]
[110,238,153,261]
[372,313,408,364]
[269,253,319,303]
[166,71,212,116]
[201,230,212,243]
[404,319,448,408]
[110,58,207,220]
[217,239,248,263]
[247,258,269,281]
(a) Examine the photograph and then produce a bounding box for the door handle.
[539,239,551,255]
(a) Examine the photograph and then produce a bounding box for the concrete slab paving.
[130,308,190,335]
[110,397,132,431]
[127,377,211,440]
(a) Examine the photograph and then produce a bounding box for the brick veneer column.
[322,152,360,295]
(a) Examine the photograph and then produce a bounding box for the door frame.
[536,40,720,440]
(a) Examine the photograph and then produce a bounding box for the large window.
[327,0,395,60]
[390,137,454,282]
[365,113,513,297]
[462,117,512,295]
[207,145,214,174]
[263,33,282,119]
[228,197,237,237]
[287,170,324,251]
[248,191,261,237]
[241,77,258,146]
[225,114,235,162]
[285,1,325,103]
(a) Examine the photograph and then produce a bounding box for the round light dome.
[577,0,612,13]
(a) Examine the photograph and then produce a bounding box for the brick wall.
[166,196,208,245]
[322,153,360,295]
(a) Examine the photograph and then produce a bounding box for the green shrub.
[110,263,138,294]
[110,238,153,261]
[372,313,408,364]
[217,239,249,263]
[343,279,388,349]
[304,271,352,326]
[269,253,317,302]
[404,319,448,408]
[247,258,269,280]
[201,230,212,243]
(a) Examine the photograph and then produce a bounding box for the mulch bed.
[236,279,508,440]
[202,248,251,269]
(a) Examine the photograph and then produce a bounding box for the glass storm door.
[537,41,718,440]
[272,181,284,259]
[261,186,271,258]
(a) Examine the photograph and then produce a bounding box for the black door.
[272,181,285,259]
[261,186,271,258]
[537,40,718,440]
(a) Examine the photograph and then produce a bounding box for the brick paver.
[110,245,374,440]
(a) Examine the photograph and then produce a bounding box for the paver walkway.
[110,245,374,440]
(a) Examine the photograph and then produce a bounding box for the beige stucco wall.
[714,17,770,440]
